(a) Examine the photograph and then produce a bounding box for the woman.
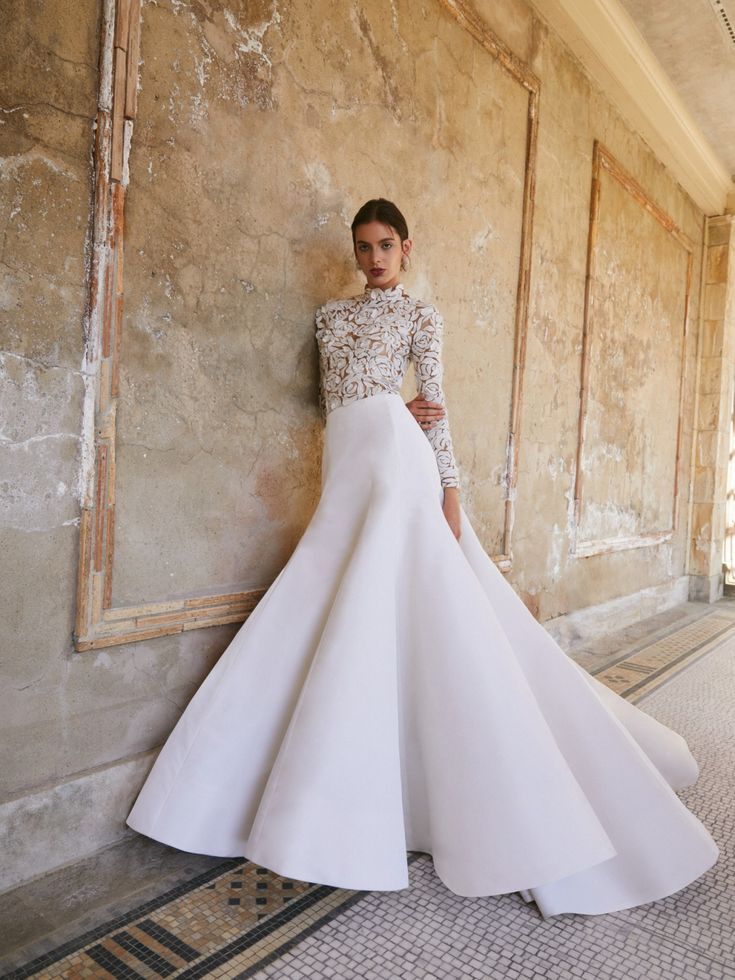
[127,198,718,918]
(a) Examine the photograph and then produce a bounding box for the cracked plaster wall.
[0,0,710,887]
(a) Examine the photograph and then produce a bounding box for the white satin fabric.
[126,391,718,917]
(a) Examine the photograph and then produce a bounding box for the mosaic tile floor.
[2,608,733,980]
[589,609,735,701]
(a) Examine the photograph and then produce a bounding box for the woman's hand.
[442,486,461,540]
[406,396,446,430]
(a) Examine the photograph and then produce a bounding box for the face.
[353,220,412,290]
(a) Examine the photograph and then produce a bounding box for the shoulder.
[404,295,443,330]
[314,296,360,340]
[315,293,361,331]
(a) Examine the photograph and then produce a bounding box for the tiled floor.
[1,599,733,979]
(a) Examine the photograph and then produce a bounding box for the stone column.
[689,215,735,601]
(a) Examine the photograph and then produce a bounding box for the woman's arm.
[410,307,462,538]
[442,486,461,540]
[410,306,460,488]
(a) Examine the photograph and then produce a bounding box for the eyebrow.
[356,236,396,244]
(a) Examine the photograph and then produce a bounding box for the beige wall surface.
[1,1,104,797]
[0,0,713,884]
[494,4,703,617]
[115,0,533,600]
[575,161,690,551]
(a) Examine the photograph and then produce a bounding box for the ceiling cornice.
[528,0,735,215]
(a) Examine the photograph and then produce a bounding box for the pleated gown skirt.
[126,391,718,917]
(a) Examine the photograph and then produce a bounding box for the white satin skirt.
[126,391,718,917]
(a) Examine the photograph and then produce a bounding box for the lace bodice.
[315,282,460,489]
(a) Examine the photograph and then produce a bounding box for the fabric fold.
[127,391,718,915]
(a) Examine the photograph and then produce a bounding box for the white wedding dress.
[126,282,718,918]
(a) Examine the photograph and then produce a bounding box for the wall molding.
[439,0,540,570]
[529,0,734,216]
[74,0,542,648]
[74,0,264,651]
[571,140,693,558]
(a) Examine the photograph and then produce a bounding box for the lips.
[370,268,386,276]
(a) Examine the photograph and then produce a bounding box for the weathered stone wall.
[0,0,717,888]
[115,0,535,603]
[1,0,104,870]
[689,215,735,601]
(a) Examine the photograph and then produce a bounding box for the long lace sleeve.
[410,307,460,489]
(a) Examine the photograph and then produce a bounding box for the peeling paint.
[0,431,79,448]
[0,147,81,181]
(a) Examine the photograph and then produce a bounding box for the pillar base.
[688,572,724,603]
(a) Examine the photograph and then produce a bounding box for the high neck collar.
[363,282,405,303]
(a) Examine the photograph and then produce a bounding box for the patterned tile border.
[0,860,237,980]
[591,613,735,702]
[0,856,423,979]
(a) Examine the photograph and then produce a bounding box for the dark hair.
[350,198,409,245]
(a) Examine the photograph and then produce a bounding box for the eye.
[357,244,369,252]
[381,242,393,249]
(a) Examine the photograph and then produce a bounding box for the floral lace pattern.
[315,282,460,488]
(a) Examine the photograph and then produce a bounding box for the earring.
[401,254,410,271]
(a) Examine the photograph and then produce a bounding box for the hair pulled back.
[351,198,409,245]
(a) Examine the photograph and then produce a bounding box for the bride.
[127,197,718,918]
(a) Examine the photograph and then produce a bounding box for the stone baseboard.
[544,575,691,652]
[0,750,156,894]
[688,572,724,604]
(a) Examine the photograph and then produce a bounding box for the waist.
[325,388,404,418]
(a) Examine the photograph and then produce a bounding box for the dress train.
[126,391,718,917]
